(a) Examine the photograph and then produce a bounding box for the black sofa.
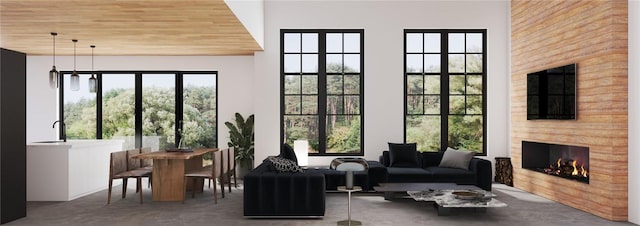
[243,160,326,218]
[380,150,492,191]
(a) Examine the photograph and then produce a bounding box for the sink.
[33,140,66,143]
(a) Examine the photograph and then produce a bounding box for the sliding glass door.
[101,74,136,149]
[142,74,176,151]
[182,74,217,149]
[62,73,96,139]
[60,71,218,150]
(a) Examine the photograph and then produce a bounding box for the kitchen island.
[27,140,124,201]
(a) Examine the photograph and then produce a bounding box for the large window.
[101,74,135,149]
[60,71,217,151]
[404,30,486,155]
[142,74,176,150]
[281,29,364,155]
[63,73,96,139]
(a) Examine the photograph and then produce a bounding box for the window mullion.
[134,73,142,148]
[96,73,103,139]
[318,32,327,154]
[422,33,427,115]
[176,73,183,147]
[464,33,468,115]
[440,31,449,152]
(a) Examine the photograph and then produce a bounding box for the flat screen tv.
[527,63,576,120]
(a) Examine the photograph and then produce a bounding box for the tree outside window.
[282,30,364,155]
[405,30,486,155]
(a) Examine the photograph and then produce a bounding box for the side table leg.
[338,190,362,226]
[348,191,352,222]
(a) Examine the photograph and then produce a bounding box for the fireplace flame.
[546,158,588,179]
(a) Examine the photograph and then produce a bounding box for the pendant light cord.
[52,33,57,66]
[91,45,94,71]
[73,40,77,70]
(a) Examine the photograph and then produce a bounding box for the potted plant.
[225,113,254,177]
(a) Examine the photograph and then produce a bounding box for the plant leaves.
[227,113,255,169]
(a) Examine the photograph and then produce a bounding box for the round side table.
[337,186,363,226]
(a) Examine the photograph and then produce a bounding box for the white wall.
[255,1,510,166]
[225,0,265,48]
[628,0,639,224]
[26,55,255,149]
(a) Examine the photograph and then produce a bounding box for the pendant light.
[89,45,97,93]
[70,39,80,91]
[49,32,59,89]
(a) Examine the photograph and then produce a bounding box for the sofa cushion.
[280,143,298,164]
[253,160,276,173]
[423,167,476,184]
[388,143,419,168]
[439,147,475,170]
[267,156,304,173]
[386,167,433,182]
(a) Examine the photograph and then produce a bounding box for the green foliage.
[326,117,361,153]
[183,86,217,148]
[63,86,217,151]
[225,113,254,169]
[64,98,97,139]
[405,52,484,153]
[283,62,362,153]
[102,89,135,138]
[406,116,441,152]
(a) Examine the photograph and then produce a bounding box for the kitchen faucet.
[52,120,67,142]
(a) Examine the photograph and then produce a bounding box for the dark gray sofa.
[380,151,492,191]
[243,160,326,217]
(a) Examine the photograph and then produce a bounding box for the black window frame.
[280,29,365,156]
[58,70,218,149]
[403,29,487,155]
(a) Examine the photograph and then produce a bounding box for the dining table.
[131,148,218,202]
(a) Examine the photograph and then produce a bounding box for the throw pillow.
[280,143,298,164]
[420,151,445,167]
[438,147,475,170]
[388,142,419,168]
[267,156,304,173]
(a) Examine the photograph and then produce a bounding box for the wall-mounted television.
[527,63,576,120]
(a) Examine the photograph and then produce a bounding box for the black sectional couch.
[243,161,326,217]
[380,150,492,191]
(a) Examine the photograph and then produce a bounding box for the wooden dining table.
[131,148,218,202]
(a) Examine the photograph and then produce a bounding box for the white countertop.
[27,139,125,148]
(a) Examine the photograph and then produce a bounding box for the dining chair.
[216,148,233,198]
[126,149,152,203]
[107,150,150,204]
[139,147,153,188]
[206,150,228,196]
[227,147,238,190]
[183,149,223,203]
[221,147,236,193]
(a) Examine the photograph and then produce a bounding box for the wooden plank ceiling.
[0,0,263,56]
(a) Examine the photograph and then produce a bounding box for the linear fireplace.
[522,141,589,183]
